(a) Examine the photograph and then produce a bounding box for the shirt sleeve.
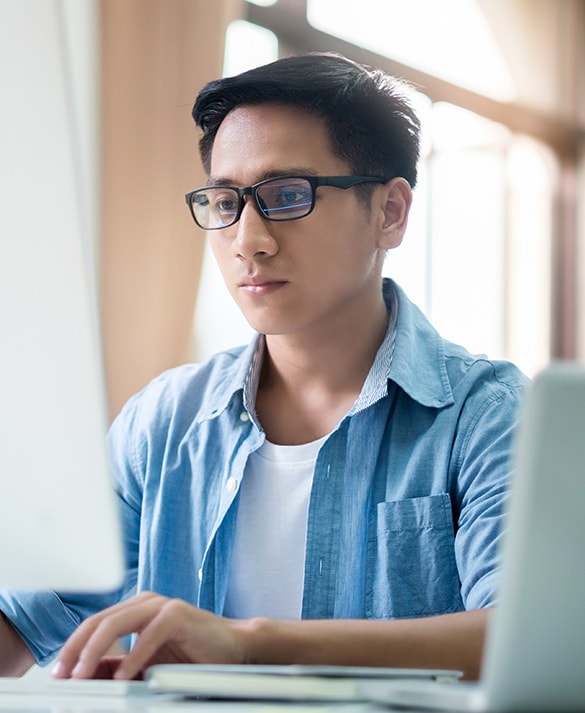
[0,586,125,666]
[452,363,527,609]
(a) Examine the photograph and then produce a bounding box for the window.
[392,100,555,374]
[194,1,572,377]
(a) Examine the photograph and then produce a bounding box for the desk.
[0,691,381,713]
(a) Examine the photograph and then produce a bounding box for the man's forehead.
[208,104,343,181]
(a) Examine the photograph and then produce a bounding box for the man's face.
[206,103,386,339]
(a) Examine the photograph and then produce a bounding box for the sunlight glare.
[308,0,517,102]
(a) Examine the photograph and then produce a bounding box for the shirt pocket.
[366,494,463,619]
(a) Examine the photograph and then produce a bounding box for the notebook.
[362,361,585,712]
[146,664,461,701]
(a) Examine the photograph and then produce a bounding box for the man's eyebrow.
[206,168,320,187]
[205,176,233,187]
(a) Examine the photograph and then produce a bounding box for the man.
[0,52,526,681]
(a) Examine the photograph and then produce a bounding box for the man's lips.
[238,276,288,294]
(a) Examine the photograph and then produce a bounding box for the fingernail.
[51,660,63,677]
[113,664,127,680]
[72,660,87,677]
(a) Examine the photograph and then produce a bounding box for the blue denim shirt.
[0,280,527,665]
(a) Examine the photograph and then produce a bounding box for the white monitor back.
[0,0,125,591]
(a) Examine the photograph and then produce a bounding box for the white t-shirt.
[223,435,326,619]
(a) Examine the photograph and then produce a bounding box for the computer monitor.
[0,1,125,591]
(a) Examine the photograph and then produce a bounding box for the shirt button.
[226,477,238,492]
[239,411,250,422]
[197,568,203,582]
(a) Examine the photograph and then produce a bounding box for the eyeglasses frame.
[184,175,389,230]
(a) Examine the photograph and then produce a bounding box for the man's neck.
[255,294,390,445]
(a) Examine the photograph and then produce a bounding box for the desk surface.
[0,664,439,712]
[0,674,382,713]
[0,690,379,713]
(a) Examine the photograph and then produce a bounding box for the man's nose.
[233,197,279,259]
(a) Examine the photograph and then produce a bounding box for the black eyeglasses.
[184,175,388,230]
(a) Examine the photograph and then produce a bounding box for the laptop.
[364,361,585,712]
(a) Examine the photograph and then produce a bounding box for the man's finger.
[54,594,165,678]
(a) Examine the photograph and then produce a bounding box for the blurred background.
[58,0,585,417]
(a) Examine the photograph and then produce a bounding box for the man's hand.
[52,592,248,681]
[52,591,489,681]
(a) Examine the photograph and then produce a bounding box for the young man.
[0,53,526,681]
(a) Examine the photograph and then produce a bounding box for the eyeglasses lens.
[256,178,313,221]
[192,189,239,229]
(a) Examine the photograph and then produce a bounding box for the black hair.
[192,52,421,188]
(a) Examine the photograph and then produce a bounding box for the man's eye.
[217,199,237,211]
[212,194,238,213]
[277,188,310,206]
[280,190,300,204]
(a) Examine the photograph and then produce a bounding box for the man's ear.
[375,177,413,250]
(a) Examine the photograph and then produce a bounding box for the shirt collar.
[195,336,261,422]
[198,278,454,422]
[386,279,454,409]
